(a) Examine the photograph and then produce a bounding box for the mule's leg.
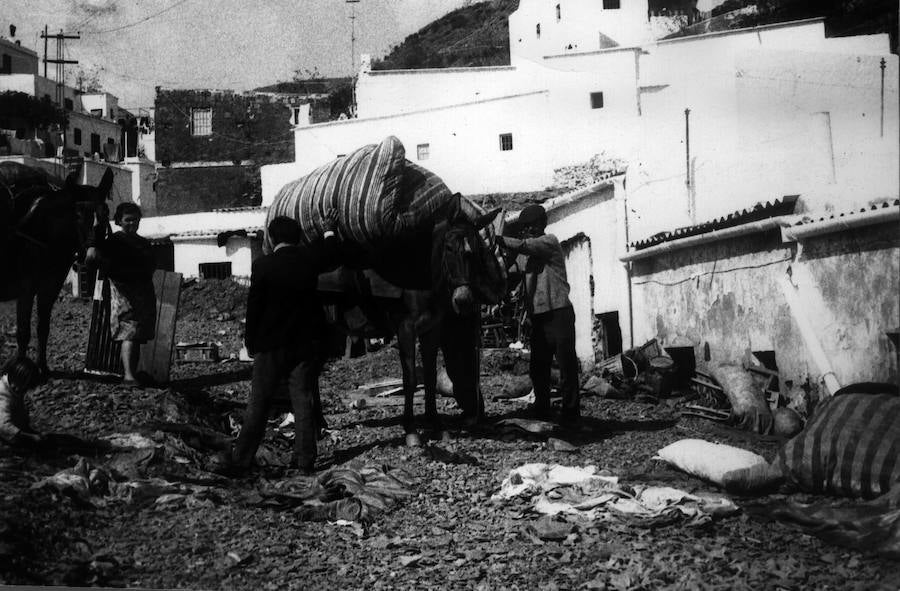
[35,274,62,376]
[395,315,421,447]
[419,327,447,441]
[15,279,36,362]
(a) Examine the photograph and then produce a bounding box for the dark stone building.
[153,87,330,214]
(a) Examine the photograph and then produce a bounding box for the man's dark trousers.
[530,305,579,416]
[232,348,317,471]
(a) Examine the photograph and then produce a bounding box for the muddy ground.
[0,282,897,590]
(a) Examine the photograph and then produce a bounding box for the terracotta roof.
[630,195,799,250]
[790,198,899,226]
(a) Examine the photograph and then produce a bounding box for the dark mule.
[0,162,113,374]
[322,197,504,445]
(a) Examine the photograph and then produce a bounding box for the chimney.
[9,24,15,37]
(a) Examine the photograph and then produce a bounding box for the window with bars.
[191,107,212,136]
[590,92,604,109]
[499,133,513,151]
[417,143,430,160]
[199,262,232,280]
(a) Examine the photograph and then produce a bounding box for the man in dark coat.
[215,212,340,476]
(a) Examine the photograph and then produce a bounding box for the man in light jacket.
[498,204,580,427]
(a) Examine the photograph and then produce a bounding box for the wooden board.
[138,270,182,384]
[85,270,182,383]
[84,272,123,376]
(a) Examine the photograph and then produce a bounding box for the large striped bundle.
[265,137,453,252]
[778,393,900,499]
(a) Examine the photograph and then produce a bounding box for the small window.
[499,133,513,151]
[536,23,541,38]
[417,143,430,160]
[199,262,232,280]
[1,54,10,74]
[73,128,82,145]
[91,108,103,117]
[90,133,100,155]
[292,107,301,125]
[590,92,604,109]
[603,0,620,8]
[107,137,115,144]
[64,98,73,111]
[190,107,212,136]
[556,4,561,21]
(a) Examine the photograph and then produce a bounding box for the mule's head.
[66,167,114,264]
[433,194,506,316]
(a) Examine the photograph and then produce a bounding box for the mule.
[321,198,504,445]
[0,162,113,374]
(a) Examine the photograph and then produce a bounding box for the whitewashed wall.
[272,91,555,200]
[171,236,257,279]
[624,26,898,241]
[356,66,523,118]
[510,0,651,65]
[542,180,632,355]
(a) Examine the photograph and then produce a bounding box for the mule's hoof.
[405,433,422,447]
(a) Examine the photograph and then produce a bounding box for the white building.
[0,34,157,213]
[259,3,898,387]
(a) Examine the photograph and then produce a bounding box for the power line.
[83,0,193,35]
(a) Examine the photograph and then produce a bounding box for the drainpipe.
[881,58,887,138]
[617,177,635,350]
[777,268,842,396]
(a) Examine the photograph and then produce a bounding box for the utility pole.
[40,27,79,155]
[880,57,886,138]
[41,28,80,104]
[347,0,359,74]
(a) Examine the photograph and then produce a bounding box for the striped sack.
[265,137,453,251]
[777,393,900,499]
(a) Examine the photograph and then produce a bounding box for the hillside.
[373,0,896,72]
[372,0,518,70]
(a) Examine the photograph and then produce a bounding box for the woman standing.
[102,203,156,384]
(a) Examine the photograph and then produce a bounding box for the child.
[102,203,157,384]
[0,357,42,445]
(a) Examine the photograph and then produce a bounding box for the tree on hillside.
[73,65,104,93]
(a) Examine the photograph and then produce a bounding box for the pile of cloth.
[492,463,738,528]
[255,460,416,523]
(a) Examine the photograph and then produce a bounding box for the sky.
[2,0,469,109]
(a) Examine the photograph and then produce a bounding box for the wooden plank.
[139,270,182,384]
[84,274,123,376]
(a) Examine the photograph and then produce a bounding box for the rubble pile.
[552,152,628,190]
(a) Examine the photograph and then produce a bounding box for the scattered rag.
[492,463,738,527]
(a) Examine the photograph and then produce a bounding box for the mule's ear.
[65,162,84,190]
[474,207,502,230]
[445,192,463,223]
[98,168,114,199]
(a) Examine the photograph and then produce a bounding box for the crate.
[175,343,219,362]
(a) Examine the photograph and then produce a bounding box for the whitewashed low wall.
[171,235,258,279]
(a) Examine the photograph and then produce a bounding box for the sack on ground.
[777,392,900,499]
[711,363,773,434]
[655,438,771,487]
